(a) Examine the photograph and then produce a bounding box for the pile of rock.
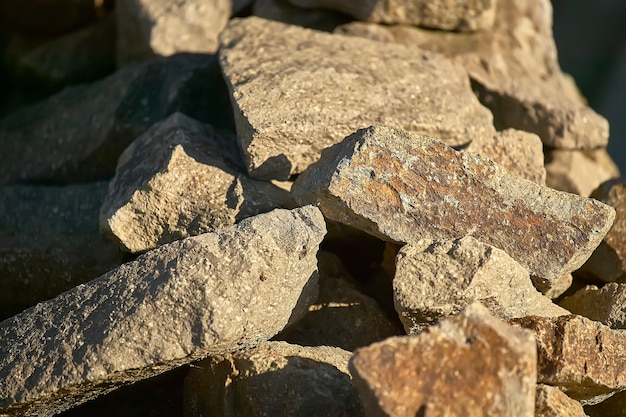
[1,1,626,416]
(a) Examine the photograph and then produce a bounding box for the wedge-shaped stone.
[393,237,568,334]
[578,179,626,282]
[0,206,325,417]
[535,385,587,417]
[288,0,496,32]
[350,303,537,417]
[510,314,626,405]
[292,125,615,287]
[100,112,294,253]
[184,341,363,417]
[560,283,626,329]
[219,17,495,180]
[336,0,609,150]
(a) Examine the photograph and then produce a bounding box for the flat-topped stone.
[292,125,615,287]
[219,16,495,180]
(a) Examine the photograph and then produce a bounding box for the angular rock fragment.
[545,148,620,197]
[393,237,568,334]
[184,341,363,417]
[336,0,609,150]
[277,251,402,351]
[116,0,231,65]
[559,283,626,329]
[510,314,626,405]
[535,385,588,417]
[292,125,615,287]
[577,179,626,282]
[464,128,546,185]
[289,0,496,32]
[100,112,294,253]
[350,303,537,417]
[219,17,495,180]
[0,53,230,185]
[0,182,124,320]
[541,273,573,300]
[0,206,326,417]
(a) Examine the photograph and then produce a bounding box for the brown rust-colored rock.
[292,125,615,287]
[510,314,626,405]
[288,0,496,32]
[349,303,537,417]
[578,179,626,282]
[184,341,363,417]
[393,237,568,334]
[535,385,588,417]
[219,16,495,180]
[100,112,294,253]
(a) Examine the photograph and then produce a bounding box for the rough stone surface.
[393,237,568,334]
[578,179,626,282]
[0,206,326,417]
[545,149,620,197]
[542,273,573,300]
[336,0,609,150]
[100,112,294,253]
[116,0,231,65]
[464,128,546,185]
[0,182,124,320]
[0,53,230,185]
[184,341,363,417]
[288,0,496,32]
[292,125,615,288]
[510,314,626,405]
[349,303,537,417]
[559,283,626,329]
[277,251,402,351]
[219,17,495,180]
[535,384,588,417]
[253,0,351,32]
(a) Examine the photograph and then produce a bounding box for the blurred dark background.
[552,0,626,173]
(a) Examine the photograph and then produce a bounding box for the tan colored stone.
[535,385,588,417]
[292,125,615,288]
[510,314,626,405]
[0,206,326,416]
[100,112,294,253]
[545,149,620,197]
[289,0,496,32]
[277,251,402,351]
[219,16,495,180]
[336,0,608,150]
[578,179,626,282]
[559,283,626,329]
[350,303,537,417]
[541,273,573,300]
[116,0,231,65]
[184,341,363,417]
[464,128,546,185]
[393,237,568,334]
